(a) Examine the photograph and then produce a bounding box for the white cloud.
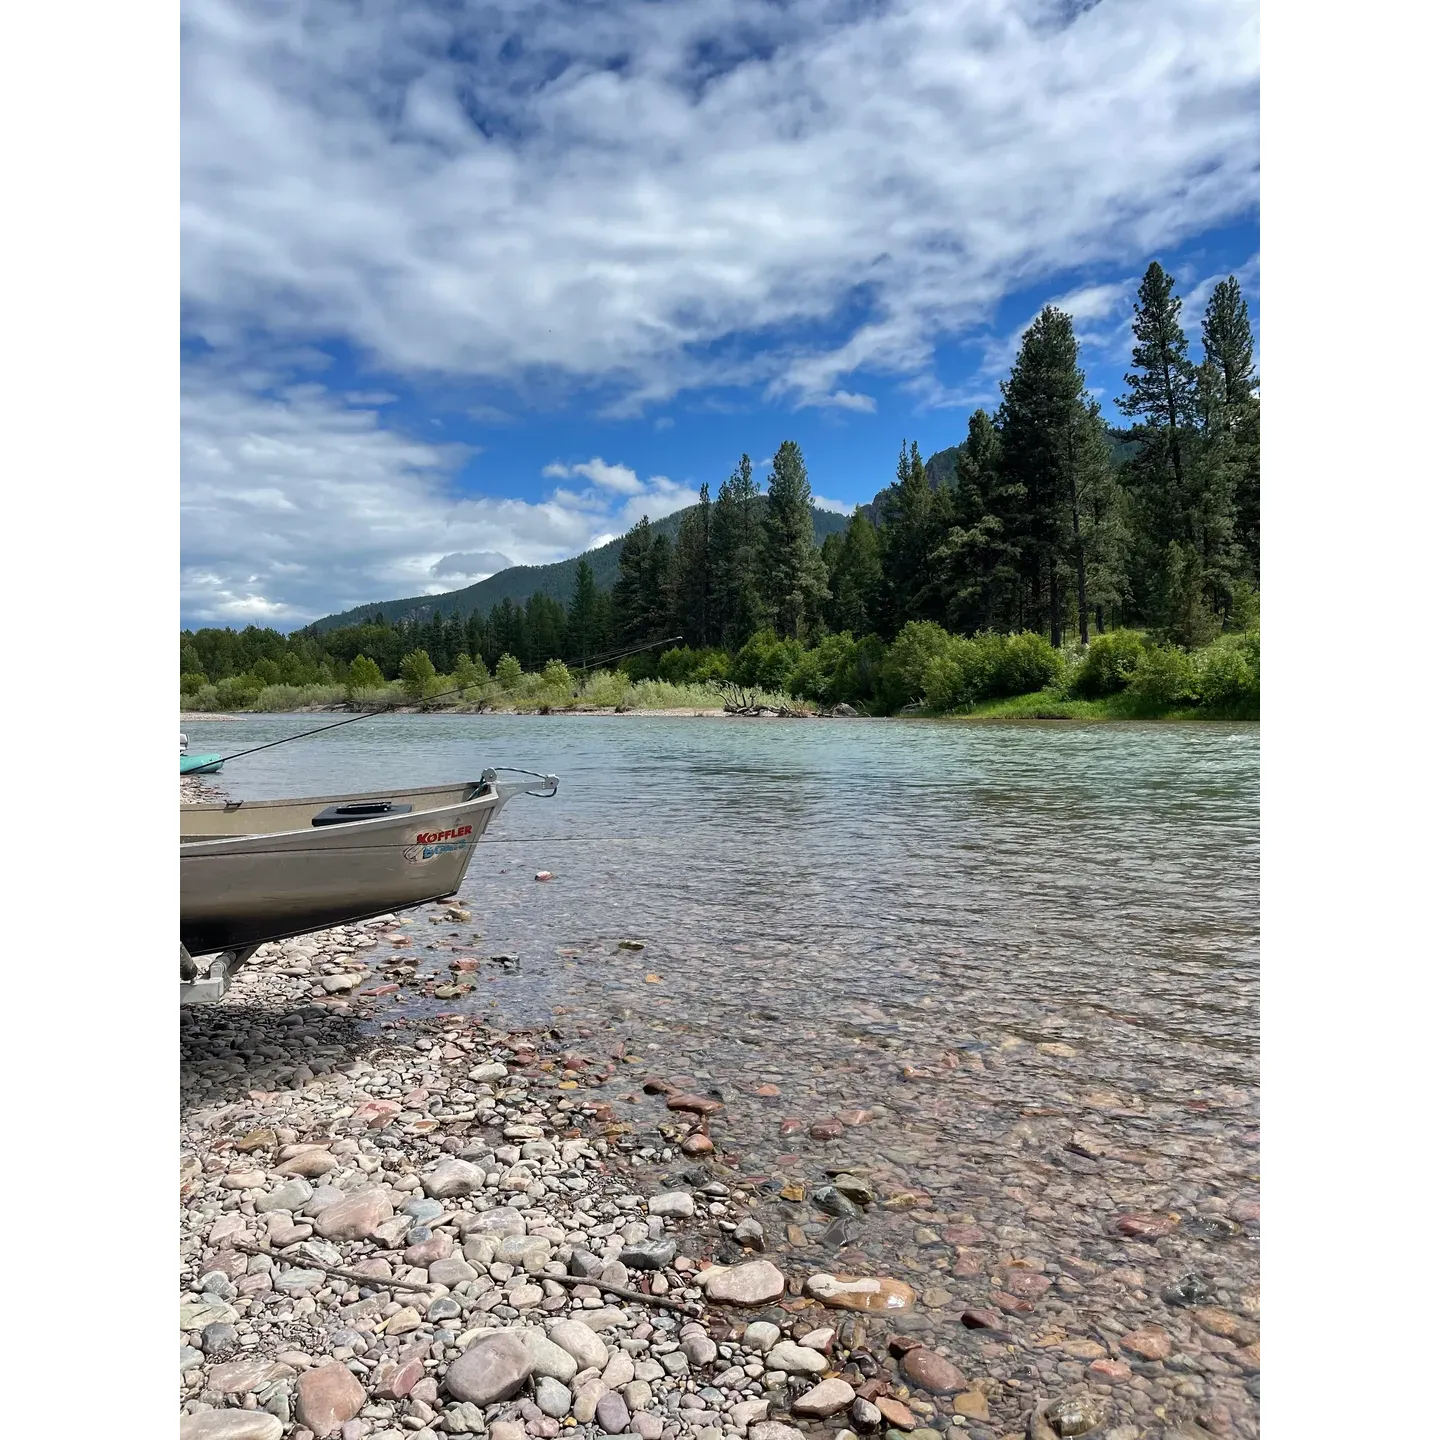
[181,365,686,624]
[811,493,853,515]
[181,0,1258,409]
[542,458,646,494]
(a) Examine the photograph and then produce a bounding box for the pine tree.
[568,559,599,666]
[762,441,830,639]
[933,409,1025,634]
[613,516,655,643]
[1202,275,1260,583]
[878,441,941,635]
[712,454,766,646]
[825,509,884,635]
[998,306,1088,645]
[672,483,714,645]
[1117,262,1214,628]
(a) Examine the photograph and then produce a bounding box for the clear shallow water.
[185,713,1258,1064]
[186,713,1260,1424]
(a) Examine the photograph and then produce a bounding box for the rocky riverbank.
[181,932,994,1440]
[181,776,1258,1440]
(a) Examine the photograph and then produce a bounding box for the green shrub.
[1197,632,1260,710]
[881,621,954,710]
[658,646,731,685]
[994,632,1065,696]
[180,671,207,695]
[733,629,804,691]
[1071,629,1147,698]
[399,649,438,700]
[213,673,265,709]
[183,684,220,712]
[787,633,859,704]
[1128,644,1199,705]
[249,684,346,712]
[494,653,524,691]
[541,659,573,692]
[346,654,384,698]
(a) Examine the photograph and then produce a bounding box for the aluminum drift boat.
[180,770,557,1002]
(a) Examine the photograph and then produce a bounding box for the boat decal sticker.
[404,838,470,863]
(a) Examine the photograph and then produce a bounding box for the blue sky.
[181,0,1258,629]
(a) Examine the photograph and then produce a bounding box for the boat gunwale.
[180,787,497,851]
[181,777,489,816]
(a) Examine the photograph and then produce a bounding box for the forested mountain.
[310,503,849,633]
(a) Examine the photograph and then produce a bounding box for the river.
[184,712,1260,1431]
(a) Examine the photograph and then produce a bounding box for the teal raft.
[181,753,225,776]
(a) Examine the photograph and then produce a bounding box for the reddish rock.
[755,1084,781,1097]
[372,1357,426,1400]
[314,1187,393,1241]
[1230,1198,1260,1224]
[1089,1358,1132,1381]
[875,1397,916,1430]
[1192,1307,1260,1346]
[942,1225,986,1246]
[778,1118,806,1137]
[351,1098,402,1129]
[991,1292,1034,1315]
[295,1362,366,1438]
[951,1248,987,1278]
[900,1347,965,1394]
[888,1334,923,1356]
[1114,1212,1177,1239]
[642,1078,675,1095]
[681,1133,714,1156]
[1119,1328,1172,1360]
[404,1232,453,1266]
[809,1119,845,1141]
[835,1109,874,1126]
[1232,1343,1261,1375]
[1005,1271,1053,1298]
[960,1308,1003,1330]
[666,1093,725,1115]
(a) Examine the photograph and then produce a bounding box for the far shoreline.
[182,703,1256,724]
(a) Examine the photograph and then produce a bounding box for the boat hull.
[180,790,498,955]
[181,754,225,775]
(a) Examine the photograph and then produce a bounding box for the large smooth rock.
[295,1362,366,1437]
[178,1415,284,1440]
[701,1260,786,1305]
[900,1348,965,1395]
[804,1273,916,1313]
[255,1178,313,1214]
[549,1318,609,1371]
[648,1190,695,1218]
[461,1207,526,1239]
[313,1187,393,1241]
[423,1159,485,1198]
[519,1328,580,1383]
[793,1379,856,1418]
[536,1375,574,1418]
[749,1425,806,1440]
[207,1358,284,1394]
[445,1331,534,1405]
[495,1234,554,1273]
[596,1390,632,1434]
[619,1237,676,1270]
[766,1341,829,1375]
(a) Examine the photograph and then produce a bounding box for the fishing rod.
[211,632,686,765]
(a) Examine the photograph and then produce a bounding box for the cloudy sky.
[181,0,1259,628]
